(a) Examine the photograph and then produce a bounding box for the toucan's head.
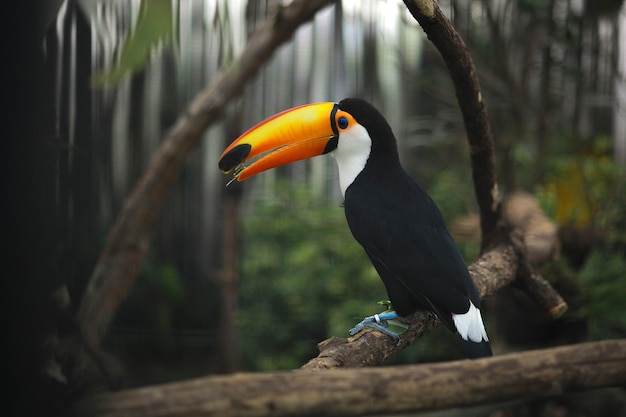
[218,98,398,194]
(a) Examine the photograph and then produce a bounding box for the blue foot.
[349,311,403,342]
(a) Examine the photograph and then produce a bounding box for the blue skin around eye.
[338,117,349,129]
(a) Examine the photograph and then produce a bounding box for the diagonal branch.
[77,0,335,349]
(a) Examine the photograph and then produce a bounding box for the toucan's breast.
[342,167,480,322]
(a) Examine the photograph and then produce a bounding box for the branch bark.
[503,191,560,267]
[75,339,626,417]
[402,0,502,248]
[77,0,335,349]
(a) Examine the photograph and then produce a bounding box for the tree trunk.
[215,181,242,373]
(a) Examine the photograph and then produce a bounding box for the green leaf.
[93,0,175,85]
[577,249,626,340]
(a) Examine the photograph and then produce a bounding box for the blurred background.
[9,0,626,414]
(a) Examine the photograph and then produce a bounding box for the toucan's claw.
[349,311,403,343]
[350,321,400,342]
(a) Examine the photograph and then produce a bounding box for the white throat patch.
[330,124,372,197]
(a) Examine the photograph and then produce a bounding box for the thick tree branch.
[77,0,335,349]
[403,0,502,248]
[503,191,560,267]
[75,340,626,417]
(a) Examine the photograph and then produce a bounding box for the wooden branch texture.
[402,0,501,247]
[77,0,334,348]
[503,191,560,266]
[76,340,626,417]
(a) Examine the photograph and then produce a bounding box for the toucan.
[218,98,492,358]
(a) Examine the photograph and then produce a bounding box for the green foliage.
[577,248,626,340]
[238,184,385,370]
[426,169,480,263]
[427,170,475,224]
[517,0,546,13]
[534,135,626,343]
[94,0,176,85]
[537,135,625,232]
[143,261,184,301]
[114,260,185,355]
[141,261,184,352]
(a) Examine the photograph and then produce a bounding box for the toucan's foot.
[349,311,402,342]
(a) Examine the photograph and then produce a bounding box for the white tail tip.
[452,301,489,343]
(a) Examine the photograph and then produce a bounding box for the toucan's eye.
[337,116,349,129]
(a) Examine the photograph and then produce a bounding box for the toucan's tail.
[452,301,493,359]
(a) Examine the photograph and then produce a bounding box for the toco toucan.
[218,98,492,358]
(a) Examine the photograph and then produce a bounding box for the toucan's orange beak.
[218,102,338,181]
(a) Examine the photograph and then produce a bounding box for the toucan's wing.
[344,173,479,329]
[363,248,459,332]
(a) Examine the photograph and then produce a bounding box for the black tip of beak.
[218,144,252,173]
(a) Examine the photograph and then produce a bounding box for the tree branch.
[402,0,502,248]
[75,339,626,417]
[77,0,335,349]
[503,191,560,267]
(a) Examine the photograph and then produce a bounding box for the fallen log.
[75,339,626,417]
